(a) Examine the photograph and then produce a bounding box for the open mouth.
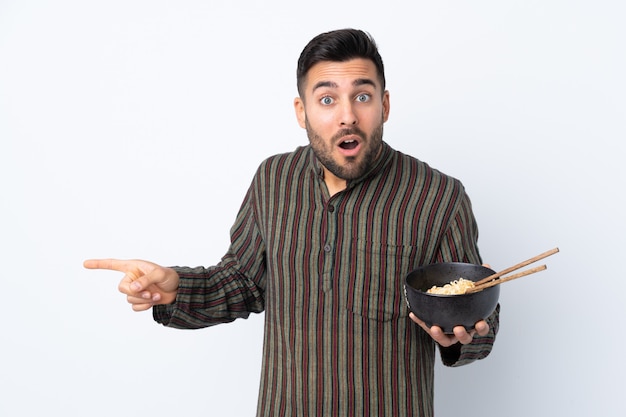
[339,139,359,150]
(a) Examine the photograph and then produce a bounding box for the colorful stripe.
[153,142,499,416]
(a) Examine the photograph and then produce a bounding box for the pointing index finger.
[83,258,131,272]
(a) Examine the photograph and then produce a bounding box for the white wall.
[1,1,624,416]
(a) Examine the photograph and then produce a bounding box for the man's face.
[294,58,390,186]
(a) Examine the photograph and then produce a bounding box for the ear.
[294,97,306,128]
[382,90,390,122]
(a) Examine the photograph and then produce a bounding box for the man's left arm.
[431,188,500,366]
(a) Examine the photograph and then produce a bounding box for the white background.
[1,1,624,416]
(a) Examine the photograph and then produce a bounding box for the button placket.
[321,200,338,292]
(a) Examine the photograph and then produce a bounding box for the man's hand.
[84,259,180,311]
[409,313,489,347]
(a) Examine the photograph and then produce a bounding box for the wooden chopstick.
[465,264,547,294]
[473,247,559,288]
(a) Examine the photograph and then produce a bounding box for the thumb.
[127,265,169,292]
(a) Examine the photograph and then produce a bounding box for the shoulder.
[257,146,309,170]
[390,147,465,195]
[251,146,313,187]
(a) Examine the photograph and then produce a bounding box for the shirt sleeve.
[435,188,500,366]
[434,186,483,265]
[152,182,267,329]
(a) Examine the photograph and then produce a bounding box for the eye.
[320,96,334,105]
[356,93,371,103]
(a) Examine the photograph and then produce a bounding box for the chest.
[260,172,447,321]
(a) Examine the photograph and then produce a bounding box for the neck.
[322,168,347,197]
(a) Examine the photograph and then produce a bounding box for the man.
[85,28,499,417]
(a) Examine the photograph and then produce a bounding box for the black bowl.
[404,262,499,334]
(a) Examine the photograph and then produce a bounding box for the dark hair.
[296,29,385,96]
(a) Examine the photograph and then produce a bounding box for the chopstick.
[465,264,547,293]
[473,247,559,287]
[464,247,559,294]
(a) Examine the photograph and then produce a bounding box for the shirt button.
[327,205,335,212]
[324,244,332,252]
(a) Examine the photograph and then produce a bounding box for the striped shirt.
[153,142,499,416]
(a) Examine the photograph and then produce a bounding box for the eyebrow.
[312,78,377,92]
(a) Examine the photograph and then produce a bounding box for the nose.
[339,102,358,126]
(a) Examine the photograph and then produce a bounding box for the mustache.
[331,127,367,142]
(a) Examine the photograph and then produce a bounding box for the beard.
[305,120,384,181]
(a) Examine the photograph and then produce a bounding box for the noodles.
[426,278,475,295]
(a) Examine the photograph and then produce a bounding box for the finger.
[409,313,443,339]
[409,313,431,332]
[431,326,458,347]
[430,325,444,340]
[126,294,157,312]
[474,320,490,336]
[126,292,153,304]
[127,267,171,293]
[409,312,423,325]
[453,326,473,344]
[118,275,141,296]
[83,258,133,272]
[131,302,153,312]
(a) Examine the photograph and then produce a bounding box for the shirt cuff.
[153,302,176,325]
